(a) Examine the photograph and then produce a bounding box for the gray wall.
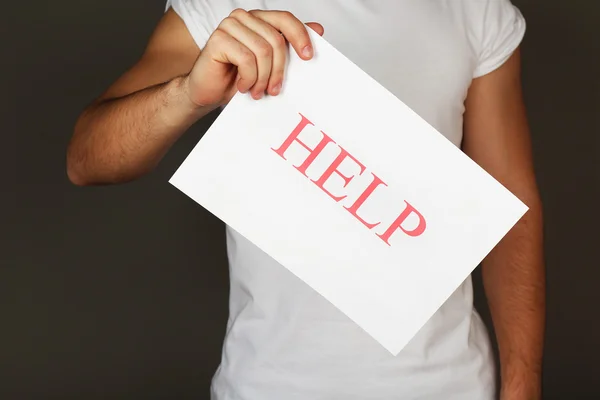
[6,0,599,398]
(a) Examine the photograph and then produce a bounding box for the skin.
[67,9,324,185]
[464,48,545,400]
[67,8,545,400]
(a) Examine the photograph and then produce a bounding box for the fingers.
[218,15,273,99]
[306,22,325,36]
[249,10,316,60]
[228,9,288,96]
[209,9,321,99]
[207,29,258,94]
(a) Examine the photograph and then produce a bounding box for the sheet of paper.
[169,28,528,355]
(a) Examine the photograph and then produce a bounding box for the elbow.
[66,165,87,187]
[66,146,90,186]
[66,110,148,186]
[65,142,136,186]
[66,118,94,186]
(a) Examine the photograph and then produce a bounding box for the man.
[67,0,545,399]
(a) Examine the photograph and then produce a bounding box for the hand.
[184,9,324,108]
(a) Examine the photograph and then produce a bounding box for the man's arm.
[67,9,206,185]
[463,48,545,400]
[67,8,322,186]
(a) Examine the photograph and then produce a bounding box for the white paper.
[169,28,528,355]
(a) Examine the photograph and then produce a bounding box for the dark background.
[5,0,599,399]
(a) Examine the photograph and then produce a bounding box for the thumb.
[305,22,324,36]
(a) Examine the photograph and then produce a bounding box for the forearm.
[482,199,545,398]
[67,75,211,185]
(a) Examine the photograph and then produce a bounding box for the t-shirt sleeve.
[165,0,219,49]
[473,0,527,78]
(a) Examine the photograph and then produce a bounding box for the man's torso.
[165,0,525,398]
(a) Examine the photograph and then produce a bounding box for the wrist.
[176,74,219,115]
[154,76,211,132]
[500,362,542,400]
[500,385,541,400]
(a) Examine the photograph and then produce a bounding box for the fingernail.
[272,83,282,95]
[302,45,313,58]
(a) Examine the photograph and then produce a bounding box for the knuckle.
[240,48,255,64]
[255,79,269,90]
[297,35,310,48]
[272,32,286,47]
[271,70,284,83]
[210,29,227,43]
[218,16,235,29]
[269,76,283,90]
[230,8,247,18]
[255,41,272,57]
[280,10,294,19]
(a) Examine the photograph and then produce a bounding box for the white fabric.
[164,1,526,399]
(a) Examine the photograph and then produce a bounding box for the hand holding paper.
[184,9,324,107]
[170,28,528,355]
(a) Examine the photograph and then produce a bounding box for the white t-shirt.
[165,1,526,399]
